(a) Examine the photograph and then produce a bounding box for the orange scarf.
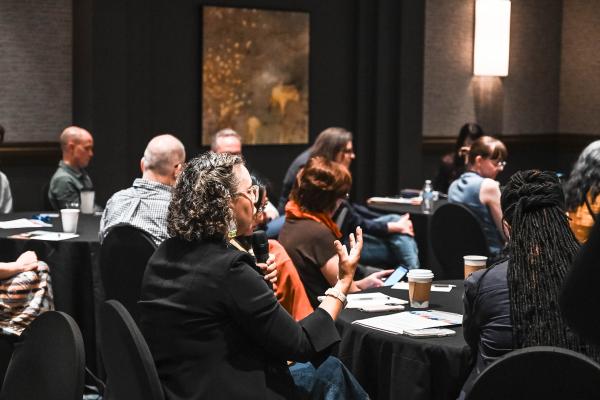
[285,200,342,239]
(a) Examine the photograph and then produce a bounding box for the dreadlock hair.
[501,170,600,360]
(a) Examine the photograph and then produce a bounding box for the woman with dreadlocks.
[458,170,600,399]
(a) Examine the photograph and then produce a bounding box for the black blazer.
[461,259,513,394]
[139,237,340,400]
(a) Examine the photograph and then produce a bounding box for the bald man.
[48,126,95,210]
[211,128,242,155]
[100,134,186,246]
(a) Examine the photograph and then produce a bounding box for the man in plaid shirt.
[100,134,186,247]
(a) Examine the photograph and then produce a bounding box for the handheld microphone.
[252,230,269,263]
[252,230,272,289]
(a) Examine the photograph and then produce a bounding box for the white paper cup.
[406,269,434,308]
[80,190,95,214]
[464,255,488,278]
[61,209,80,233]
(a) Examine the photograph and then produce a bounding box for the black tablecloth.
[335,280,471,400]
[369,200,447,276]
[0,212,102,373]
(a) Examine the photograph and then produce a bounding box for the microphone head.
[252,230,269,263]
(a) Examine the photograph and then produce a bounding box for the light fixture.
[473,0,511,77]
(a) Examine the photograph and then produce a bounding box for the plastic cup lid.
[406,269,434,279]
[463,255,488,261]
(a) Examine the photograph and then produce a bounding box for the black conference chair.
[99,300,164,400]
[466,346,600,400]
[430,202,490,279]
[100,224,157,324]
[0,311,85,400]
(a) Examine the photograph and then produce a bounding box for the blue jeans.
[360,214,420,269]
[289,356,368,400]
[266,215,286,239]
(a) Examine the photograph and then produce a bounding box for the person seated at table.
[139,152,368,399]
[230,176,314,321]
[564,140,600,243]
[0,250,54,385]
[277,127,354,215]
[100,134,186,247]
[459,170,600,399]
[433,122,484,194]
[48,126,95,210]
[211,128,280,224]
[277,127,419,269]
[0,251,54,336]
[279,157,393,308]
[561,220,600,345]
[448,136,507,258]
[0,125,12,214]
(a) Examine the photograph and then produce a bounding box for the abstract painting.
[202,7,309,145]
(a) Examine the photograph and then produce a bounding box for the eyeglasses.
[233,184,260,204]
[490,159,507,168]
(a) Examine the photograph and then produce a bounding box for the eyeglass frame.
[233,184,260,205]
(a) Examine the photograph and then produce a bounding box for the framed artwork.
[202,6,309,145]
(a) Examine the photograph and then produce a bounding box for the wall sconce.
[473,0,511,77]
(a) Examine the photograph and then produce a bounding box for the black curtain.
[353,0,425,202]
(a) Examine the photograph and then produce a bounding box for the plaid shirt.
[100,178,172,247]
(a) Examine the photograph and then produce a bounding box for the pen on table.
[354,296,391,301]
[432,284,456,288]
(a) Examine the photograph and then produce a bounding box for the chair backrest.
[0,311,85,400]
[466,346,600,400]
[100,224,157,324]
[100,300,164,400]
[430,202,490,279]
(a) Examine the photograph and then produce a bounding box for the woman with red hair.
[279,157,392,307]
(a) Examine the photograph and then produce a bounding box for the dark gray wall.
[423,0,563,137]
[559,0,600,134]
[0,0,72,142]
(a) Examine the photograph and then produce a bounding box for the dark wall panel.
[75,0,360,205]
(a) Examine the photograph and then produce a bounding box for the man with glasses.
[100,134,186,246]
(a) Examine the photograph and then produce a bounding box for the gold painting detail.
[202,7,309,145]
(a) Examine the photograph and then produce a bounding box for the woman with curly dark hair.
[139,152,367,400]
[564,140,600,243]
[459,170,600,398]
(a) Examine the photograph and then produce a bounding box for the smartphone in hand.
[383,266,409,287]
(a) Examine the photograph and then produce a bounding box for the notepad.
[353,310,462,335]
[368,196,422,205]
[346,292,408,310]
[0,219,52,229]
[9,230,78,241]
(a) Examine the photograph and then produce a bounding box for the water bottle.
[421,180,433,214]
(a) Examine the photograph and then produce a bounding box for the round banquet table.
[335,280,471,400]
[0,211,103,374]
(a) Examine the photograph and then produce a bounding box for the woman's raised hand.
[334,226,363,291]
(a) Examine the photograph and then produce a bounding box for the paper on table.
[346,292,408,309]
[9,230,78,241]
[353,310,463,335]
[368,196,422,205]
[391,281,455,292]
[0,219,52,229]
